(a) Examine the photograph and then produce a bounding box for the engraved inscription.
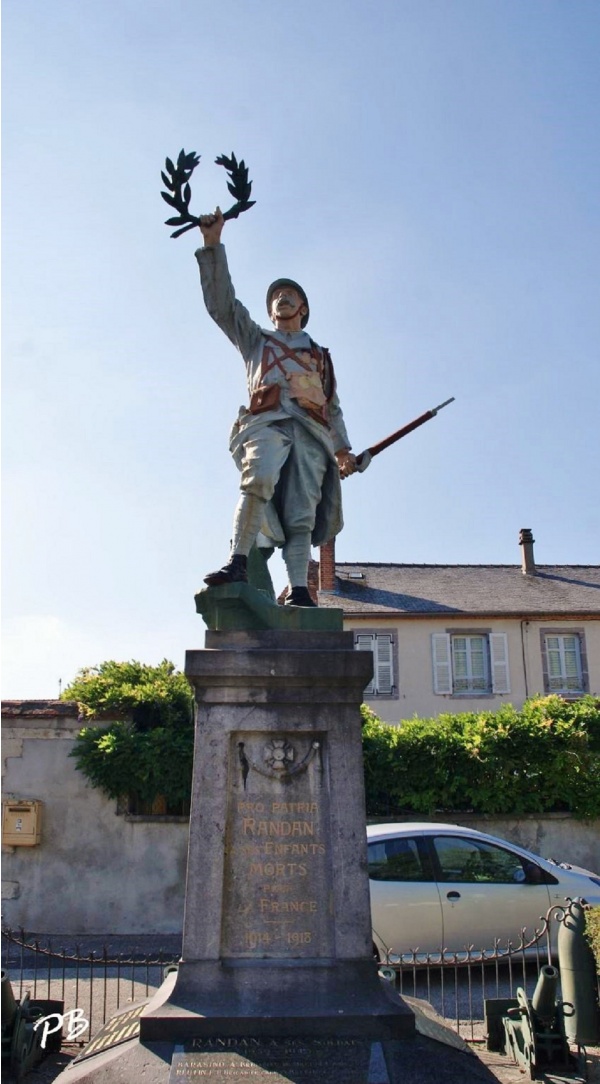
[170,1038,374,1083]
[221,733,333,958]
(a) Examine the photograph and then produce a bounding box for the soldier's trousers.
[239,419,328,535]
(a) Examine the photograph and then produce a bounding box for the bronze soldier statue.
[196,208,357,607]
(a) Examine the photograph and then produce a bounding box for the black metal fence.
[1,912,557,1046]
[377,919,554,1042]
[1,929,180,1045]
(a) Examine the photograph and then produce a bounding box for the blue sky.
[3,0,599,698]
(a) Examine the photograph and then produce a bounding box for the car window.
[432,835,528,885]
[368,836,433,882]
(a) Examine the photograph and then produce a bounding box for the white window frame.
[451,634,489,694]
[354,631,398,699]
[540,629,588,696]
[432,632,510,697]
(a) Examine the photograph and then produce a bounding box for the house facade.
[317,529,600,725]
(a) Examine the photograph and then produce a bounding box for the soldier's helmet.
[266,279,310,328]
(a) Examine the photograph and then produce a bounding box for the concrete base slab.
[140,965,414,1043]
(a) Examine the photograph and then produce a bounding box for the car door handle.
[446,891,461,901]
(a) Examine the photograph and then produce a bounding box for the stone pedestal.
[142,630,413,1051]
[58,629,413,1083]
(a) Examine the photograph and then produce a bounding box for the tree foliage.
[64,660,194,811]
[62,659,193,730]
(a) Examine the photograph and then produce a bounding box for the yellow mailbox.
[2,800,42,846]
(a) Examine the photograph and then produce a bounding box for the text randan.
[242,819,315,837]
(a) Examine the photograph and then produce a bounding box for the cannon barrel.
[1,970,18,1031]
[531,964,559,1026]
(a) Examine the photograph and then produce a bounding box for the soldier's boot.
[203,554,248,587]
[285,586,317,608]
[204,493,266,587]
[282,531,316,607]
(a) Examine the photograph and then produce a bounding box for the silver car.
[368,822,600,961]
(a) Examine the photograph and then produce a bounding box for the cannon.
[1,969,63,1080]
[485,897,600,1079]
[502,966,572,1077]
[486,964,585,1080]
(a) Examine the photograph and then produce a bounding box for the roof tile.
[318,565,600,616]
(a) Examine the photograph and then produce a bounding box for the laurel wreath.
[161,149,256,239]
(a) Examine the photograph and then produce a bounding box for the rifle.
[355,397,455,471]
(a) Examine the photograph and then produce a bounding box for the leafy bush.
[585,906,600,974]
[62,659,193,730]
[361,695,600,818]
[64,660,194,812]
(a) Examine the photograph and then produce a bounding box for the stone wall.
[2,701,599,935]
[1,701,188,934]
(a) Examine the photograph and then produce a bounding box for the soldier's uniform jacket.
[196,243,352,546]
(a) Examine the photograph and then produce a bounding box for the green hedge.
[361,695,600,818]
[67,665,600,821]
[585,906,600,973]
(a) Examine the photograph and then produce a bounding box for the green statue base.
[194,583,343,632]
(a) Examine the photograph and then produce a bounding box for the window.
[118,795,190,818]
[432,835,528,885]
[368,837,433,882]
[354,631,398,698]
[432,632,510,696]
[541,630,588,696]
[452,635,488,693]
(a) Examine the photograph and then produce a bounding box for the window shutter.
[490,633,510,694]
[432,634,452,694]
[374,635,394,696]
[355,633,375,696]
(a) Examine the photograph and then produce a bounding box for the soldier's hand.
[199,207,224,246]
[335,449,358,479]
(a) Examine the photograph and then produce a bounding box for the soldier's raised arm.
[195,208,262,359]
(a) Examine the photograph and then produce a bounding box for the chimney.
[306,558,319,605]
[519,528,536,575]
[319,539,336,592]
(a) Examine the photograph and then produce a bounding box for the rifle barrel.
[362,396,455,461]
